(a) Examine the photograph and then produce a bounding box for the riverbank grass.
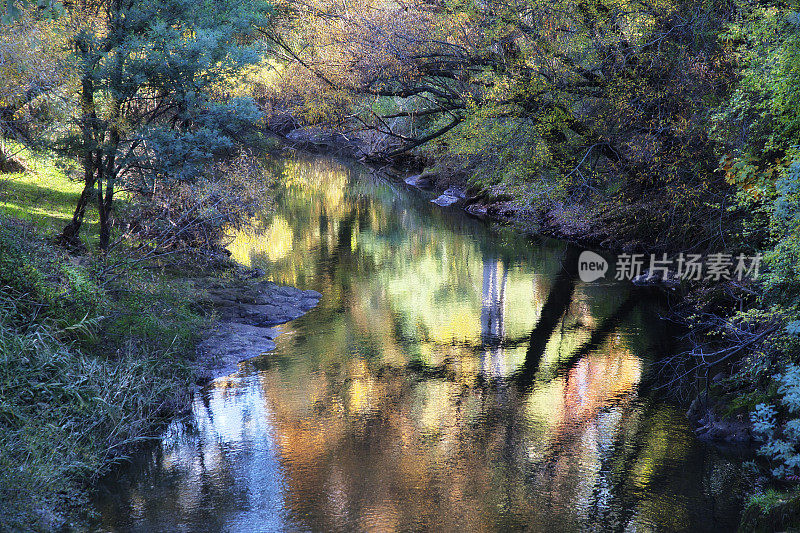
[0,147,98,234]
[0,155,216,529]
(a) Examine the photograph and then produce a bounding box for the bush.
[118,149,275,252]
[752,364,800,478]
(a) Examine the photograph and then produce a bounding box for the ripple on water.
[95,154,745,533]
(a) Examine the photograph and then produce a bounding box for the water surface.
[95,155,743,532]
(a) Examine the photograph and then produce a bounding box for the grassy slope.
[0,153,213,530]
[0,149,97,235]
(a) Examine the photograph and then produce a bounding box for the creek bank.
[401,165,758,447]
[275,126,368,158]
[402,169,617,250]
[687,394,754,444]
[193,274,322,382]
[266,125,680,249]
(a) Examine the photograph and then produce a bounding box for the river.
[94,154,744,532]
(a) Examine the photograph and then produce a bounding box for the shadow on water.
[94,154,745,532]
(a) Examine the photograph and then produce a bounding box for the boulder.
[466,203,489,217]
[404,174,434,189]
[431,194,460,207]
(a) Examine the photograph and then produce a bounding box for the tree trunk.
[96,154,111,251]
[60,72,97,246]
[98,178,113,250]
[61,174,95,245]
[97,5,123,252]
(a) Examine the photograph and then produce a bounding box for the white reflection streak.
[481,256,508,377]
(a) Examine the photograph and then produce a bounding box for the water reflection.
[95,155,743,532]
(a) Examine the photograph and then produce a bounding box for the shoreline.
[192,273,321,383]
[0,152,321,529]
[268,129,757,447]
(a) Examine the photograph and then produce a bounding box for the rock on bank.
[194,278,322,381]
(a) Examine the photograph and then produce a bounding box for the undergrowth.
[0,216,211,530]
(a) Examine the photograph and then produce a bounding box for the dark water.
[94,155,744,532]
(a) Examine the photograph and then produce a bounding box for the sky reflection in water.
[95,155,743,532]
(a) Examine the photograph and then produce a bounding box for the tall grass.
[0,310,189,528]
[0,144,270,529]
[0,217,209,530]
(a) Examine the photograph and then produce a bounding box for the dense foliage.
[1,0,270,249]
[5,0,800,528]
[259,0,741,248]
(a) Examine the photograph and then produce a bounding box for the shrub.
[752,364,800,478]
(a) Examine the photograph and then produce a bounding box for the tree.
[0,8,69,167]
[56,0,269,249]
[262,0,736,249]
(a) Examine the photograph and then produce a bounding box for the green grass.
[740,489,800,532]
[0,144,279,529]
[0,147,98,239]
[0,303,196,530]
[0,170,214,529]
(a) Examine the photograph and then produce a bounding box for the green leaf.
[787,320,800,335]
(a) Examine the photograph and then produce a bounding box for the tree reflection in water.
[96,155,744,533]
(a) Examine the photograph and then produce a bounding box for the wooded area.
[2,0,800,529]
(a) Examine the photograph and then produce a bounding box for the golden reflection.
[224,156,675,530]
[227,216,294,267]
[101,155,739,532]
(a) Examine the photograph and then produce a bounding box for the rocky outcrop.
[465,203,489,217]
[405,174,434,189]
[401,170,468,206]
[196,323,281,381]
[687,394,753,444]
[194,278,321,382]
[431,186,466,207]
[201,280,322,326]
[431,194,459,206]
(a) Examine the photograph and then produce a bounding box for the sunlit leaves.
[1,0,64,24]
